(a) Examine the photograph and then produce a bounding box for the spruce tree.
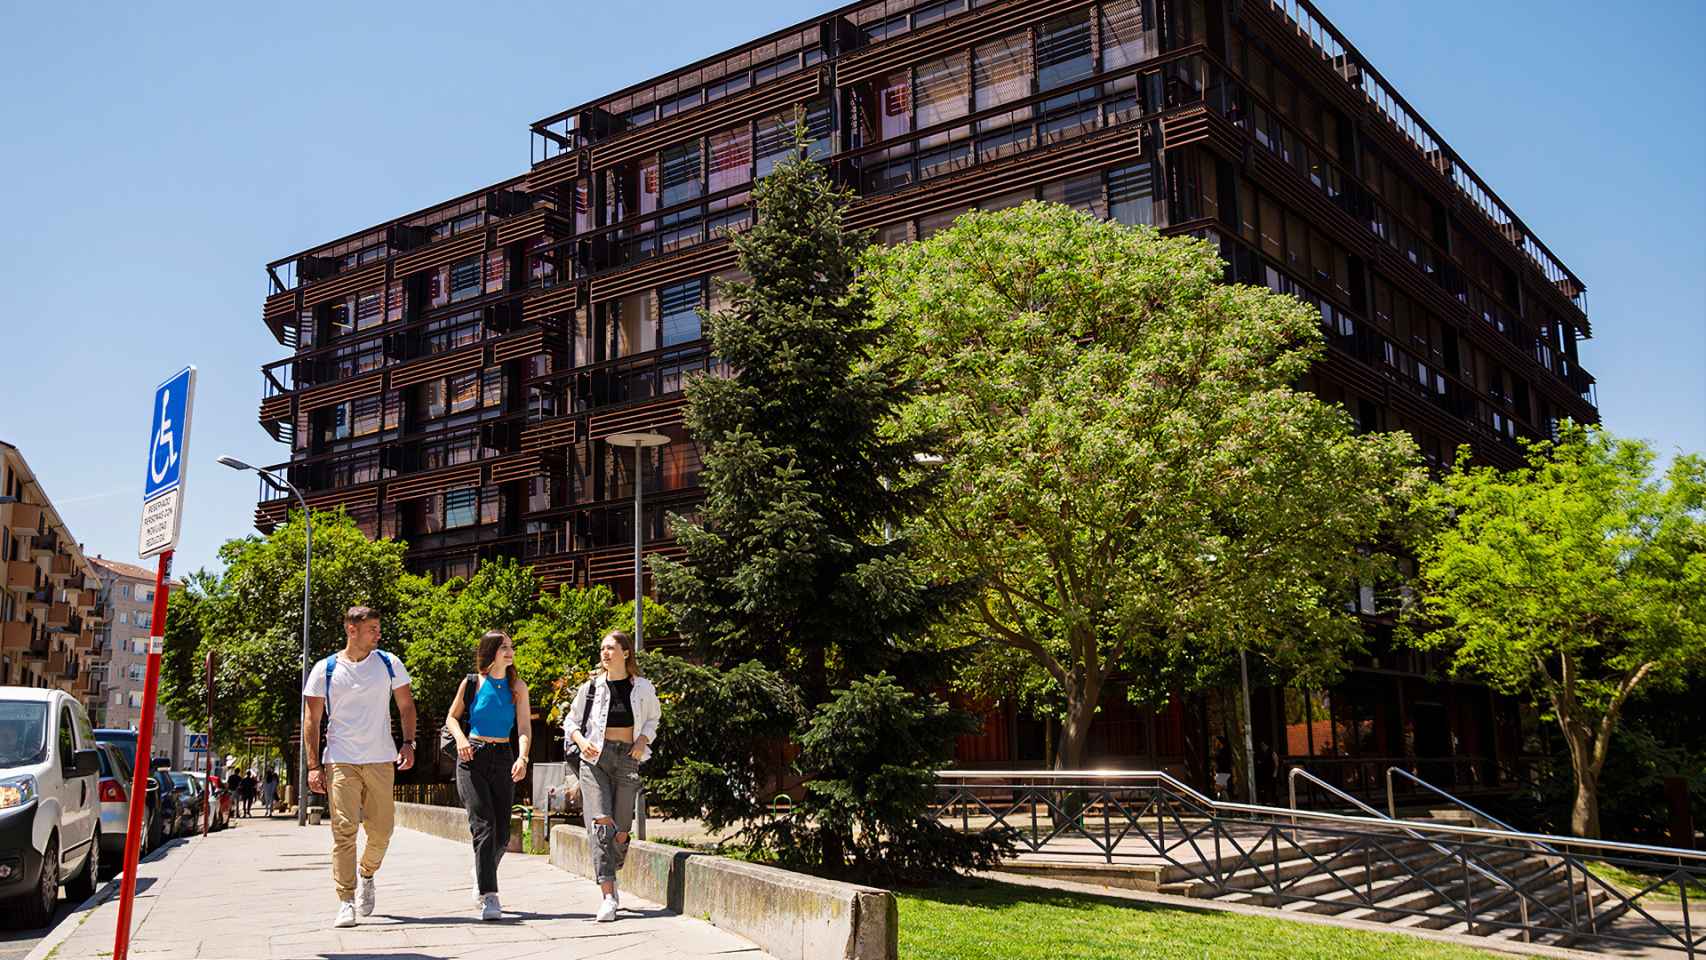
[650,136,945,708]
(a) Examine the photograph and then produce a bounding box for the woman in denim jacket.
[564,630,660,922]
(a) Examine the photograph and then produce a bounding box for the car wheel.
[66,831,99,901]
[14,833,59,928]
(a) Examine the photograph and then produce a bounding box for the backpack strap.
[375,650,396,680]
[322,656,337,719]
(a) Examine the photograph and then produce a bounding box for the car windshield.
[0,701,48,767]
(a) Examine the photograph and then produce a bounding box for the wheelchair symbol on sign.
[150,390,179,486]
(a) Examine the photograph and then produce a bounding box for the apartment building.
[1,441,103,707]
[251,0,1597,797]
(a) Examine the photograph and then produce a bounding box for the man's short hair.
[344,605,378,624]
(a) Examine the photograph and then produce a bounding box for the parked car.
[92,743,145,878]
[0,687,103,927]
[91,730,163,853]
[165,772,206,835]
[152,771,190,839]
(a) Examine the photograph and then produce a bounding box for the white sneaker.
[356,874,377,916]
[611,889,620,909]
[480,893,502,921]
[595,895,617,922]
[334,901,358,928]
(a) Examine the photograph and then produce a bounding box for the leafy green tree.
[641,654,804,832]
[650,142,951,708]
[863,202,1425,770]
[513,587,673,722]
[160,509,424,755]
[400,557,539,719]
[1410,424,1705,838]
[749,673,1014,885]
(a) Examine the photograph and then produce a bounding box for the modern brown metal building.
[252,0,1596,796]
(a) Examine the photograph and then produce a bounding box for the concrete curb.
[548,824,898,960]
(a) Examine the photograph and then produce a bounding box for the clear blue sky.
[2,0,1701,577]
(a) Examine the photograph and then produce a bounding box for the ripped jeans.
[579,739,640,883]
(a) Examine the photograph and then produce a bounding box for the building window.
[128,691,144,709]
[1101,0,1152,71]
[135,612,151,630]
[128,664,144,682]
[708,126,753,193]
[118,612,128,625]
[1036,10,1094,92]
[448,372,481,415]
[117,584,130,600]
[444,488,479,529]
[754,109,796,179]
[660,140,704,207]
[1109,163,1155,227]
[131,639,145,656]
[660,280,704,347]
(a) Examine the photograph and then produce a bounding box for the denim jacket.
[565,673,660,763]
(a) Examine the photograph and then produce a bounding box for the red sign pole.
[113,551,173,960]
[202,652,212,837]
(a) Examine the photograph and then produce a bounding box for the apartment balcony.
[4,560,41,594]
[45,602,72,629]
[46,553,76,583]
[30,530,61,557]
[0,620,31,653]
[47,649,68,676]
[68,587,98,611]
[0,501,43,535]
[75,624,97,652]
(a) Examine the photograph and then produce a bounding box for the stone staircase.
[1158,812,1616,948]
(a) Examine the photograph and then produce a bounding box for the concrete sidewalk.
[35,815,777,960]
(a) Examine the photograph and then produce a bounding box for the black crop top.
[605,678,635,728]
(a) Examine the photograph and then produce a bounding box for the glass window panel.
[351,396,382,437]
[482,367,505,409]
[617,290,656,356]
[1036,10,1093,91]
[708,127,752,193]
[449,255,482,302]
[915,53,970,131]
[974,33,1031,116]
[659,279,704,347]
[354,289,383,330]
[449,371,480,414]
[444,488,479,529]
[660,140,703,206]
[1108,163,1154,226]
[1043,173,1102,217]
[879,71,913,142]
[1101,0,1151,70]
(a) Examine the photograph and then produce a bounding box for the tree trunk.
[1056,691,1094,770]
[1571,770,1601,840]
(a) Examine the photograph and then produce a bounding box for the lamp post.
[218,455,314,826]
[602,431,670,840]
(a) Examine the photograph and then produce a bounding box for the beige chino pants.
[328,762,396,901]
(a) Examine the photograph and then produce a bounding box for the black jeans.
[456,741,514,895]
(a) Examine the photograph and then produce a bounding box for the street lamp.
[602,430,670,840]
[218,455,314,827]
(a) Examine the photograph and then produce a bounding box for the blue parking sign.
[144,367,195,502]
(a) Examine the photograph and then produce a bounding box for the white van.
[0,687,103,926]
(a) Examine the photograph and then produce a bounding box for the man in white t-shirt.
[302,605,417,928]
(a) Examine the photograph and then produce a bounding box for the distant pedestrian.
[303,605,417,929]
[1255,740,1278,805]
[260,768,278,814]
[445,631,532,921]
[1213,735,1233,800]
[240,769,258,817]
[565,630,660,923]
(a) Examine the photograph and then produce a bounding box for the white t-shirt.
[302,650,412,765]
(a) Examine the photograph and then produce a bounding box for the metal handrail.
[1289,766,1389,820]
[938,769,1706,863]
[1385,766,1560,857]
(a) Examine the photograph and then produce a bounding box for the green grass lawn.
[1588,860,1706,903]
[897,881,1510,960]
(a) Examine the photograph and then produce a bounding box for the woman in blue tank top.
[445,630,532,921]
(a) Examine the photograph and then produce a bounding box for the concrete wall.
[549,824,896,960]
[395,801,470,843]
